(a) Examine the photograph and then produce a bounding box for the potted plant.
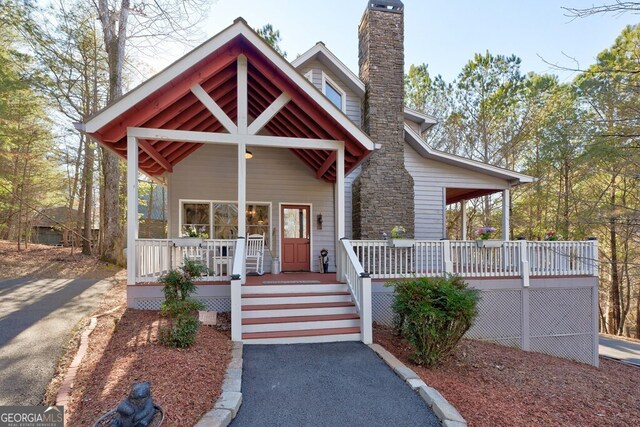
[544,231,561,241]
[386,226,415,248]
[475,226,502,248]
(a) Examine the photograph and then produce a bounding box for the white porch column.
[127,135,139,285]
[461,199,467,240]
[502,189,510,240]
[335,146,345,278]
[237,54,248,239]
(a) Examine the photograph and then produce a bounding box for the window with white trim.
[180,201,271,244]
[322,73,346,112]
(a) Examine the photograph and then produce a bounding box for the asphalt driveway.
[0,277,114,405]
[232,342,440,427]
[599,334,640,366]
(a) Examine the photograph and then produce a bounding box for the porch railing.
[339,239,372,344]
[135,238,236,282]
[350,239,598,282]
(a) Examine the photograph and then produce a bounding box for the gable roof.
[292,42,365,97]
[79,19,375,181]
[404,107,438,133]
[404,124,535,185]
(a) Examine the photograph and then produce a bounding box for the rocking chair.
[245,233,265,275]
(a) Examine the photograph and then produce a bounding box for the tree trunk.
[82,136,94,255]
[97,0,129,266]
[607,181,621,335]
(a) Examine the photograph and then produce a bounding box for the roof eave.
[404,124,535,185]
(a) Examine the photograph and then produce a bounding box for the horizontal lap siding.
[296,60,362,127]
[168,144,336,272]
[404,144,509,240]
[344,165,361,239]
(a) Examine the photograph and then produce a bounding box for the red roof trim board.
[80,19,375,181]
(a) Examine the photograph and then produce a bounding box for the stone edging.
[195,341,243,427]
[56,317,98,408]
[369,344,467,427]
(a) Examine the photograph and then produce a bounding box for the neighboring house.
[138,184,167,239]
[30,207,98,247]
[78,1,599,365]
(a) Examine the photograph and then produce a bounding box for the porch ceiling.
[85,33,371,181]
[446,188,504,205]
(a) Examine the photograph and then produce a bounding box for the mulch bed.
[63,288,231,427]
[374,325,640,427]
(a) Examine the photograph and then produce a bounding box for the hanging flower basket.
[388,238,415,248]
[475,240,503,248]
[172,237,204,247]
[384,226,414,248]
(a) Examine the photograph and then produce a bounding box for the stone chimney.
[352,0,415,239]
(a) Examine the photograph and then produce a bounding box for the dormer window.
[322,73,346,112]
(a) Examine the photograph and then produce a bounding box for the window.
[182,203,210,237]
[322,74,345,111]
[180,200,271,244]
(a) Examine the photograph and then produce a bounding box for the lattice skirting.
[134,297,231,312]
[372,285,597,366]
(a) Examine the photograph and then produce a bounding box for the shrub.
[390,275,479,366]
[158,259,207,348]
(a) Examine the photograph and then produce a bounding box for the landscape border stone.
[369,343,467,427]
[195,341,244,427]
[56,316,98,408]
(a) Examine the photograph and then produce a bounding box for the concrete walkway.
[599,334,640,366]
[232,342,440,427]
[0,277,114,405]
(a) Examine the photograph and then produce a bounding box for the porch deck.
[245,273,342,285]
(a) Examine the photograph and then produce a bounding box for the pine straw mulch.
[374,325,640,427]
[0,239,118,280]
[62,287,231,427]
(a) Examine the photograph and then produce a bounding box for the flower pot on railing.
[475,239,503,248]
[388,238,415,248]
[172,237,204,247]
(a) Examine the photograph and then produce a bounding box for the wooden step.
[242,301,355,311]
[242,326,360,340]
[242,313,360,325]
[242,291,351,298]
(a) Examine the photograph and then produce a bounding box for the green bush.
[158,259,207,348]
[390,275,479,366]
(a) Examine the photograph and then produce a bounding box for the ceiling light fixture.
[245,149,253,159]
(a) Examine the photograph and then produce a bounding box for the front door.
[281,205,311,271]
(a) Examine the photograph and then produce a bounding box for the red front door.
[281,205,311,272]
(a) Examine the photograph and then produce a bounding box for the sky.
[154,0,639,83]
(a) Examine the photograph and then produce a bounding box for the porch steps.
[240,282,361,344]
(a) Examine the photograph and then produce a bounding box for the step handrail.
[339,239,372,344]
[230,237,246,342]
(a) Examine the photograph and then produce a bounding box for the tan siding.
[404,143,509,240]
[168,144,336,272]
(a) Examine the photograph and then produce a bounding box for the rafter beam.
[191,84,238,134]
[137,139,173,172]
[248,92,291,135]
[127,127,343,150]
[237,54,248,134]
[316,151,336,179]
